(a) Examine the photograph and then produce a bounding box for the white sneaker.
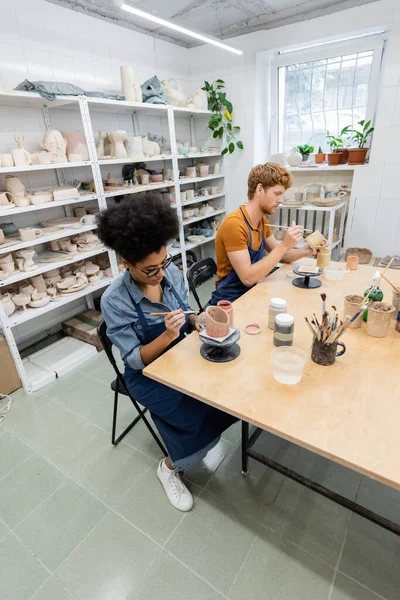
[157,460,194,512]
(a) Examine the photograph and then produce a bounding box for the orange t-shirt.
[215,205,272,282]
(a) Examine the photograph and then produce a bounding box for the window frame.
[269,35,386,154]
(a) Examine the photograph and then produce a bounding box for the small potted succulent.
[315,146,326,164]
[348,120,374,165]
[297,144,314,162]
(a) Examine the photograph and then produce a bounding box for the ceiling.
[45,0,378,48]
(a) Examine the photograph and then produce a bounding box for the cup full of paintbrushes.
[305,292,348,366]
[311,338,346,366]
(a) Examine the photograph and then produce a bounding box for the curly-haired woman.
[97,195,236,512]
[211,162,316,304]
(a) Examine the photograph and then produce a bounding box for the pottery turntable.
[292,265,323,289]
[199,326,241,363]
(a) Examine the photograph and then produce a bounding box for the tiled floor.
[1,350,399,600]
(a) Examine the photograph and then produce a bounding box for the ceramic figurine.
[191,88,208,110]
[96,131,108,158]
[108,130,128,158]
[120,65,142,102]
[62,131,89,161]
[287,147,302,167]
[125,136,144,159]
[142,136,160,157]
[12,135,31,167]
[161,79,187,107]
[41,130,68,163]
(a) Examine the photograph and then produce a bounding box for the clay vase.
[198,164,210,177]
[120,65,142,102]
[346,255,359,270]
[108,131,128,158]
[217,300,233,325]
[205,305,230,338]
[366,302,395,337]
[5,176,25,200]
[185,166,196,178]
[343,295,364,329]
[287,147,302,167]
[62,131,89,161]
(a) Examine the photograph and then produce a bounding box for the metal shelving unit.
[0,91,225,392]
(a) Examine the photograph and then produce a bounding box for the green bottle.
[363,271,384,321]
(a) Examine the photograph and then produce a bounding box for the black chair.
[187,257,217,312]
[97,320,167,455]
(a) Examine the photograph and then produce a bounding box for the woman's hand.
[164,309,186,340]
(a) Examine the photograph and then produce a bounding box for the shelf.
[183,209,226,226]
[179,174,224,185]
[104,181,175,199]
[0,90,80,109]
[86,97,168,115]
[277,201,346,213]
[185,234,216,251]
[0,224,98,256]
[0,193,98,218]
[0,161,92,174]
[177,152,221,160]
[5,277,112,327]
[99,155,172,166]
[181,193,225,207]
[173,107,212,116]
[287,165,358,172]
[0,247,107,288]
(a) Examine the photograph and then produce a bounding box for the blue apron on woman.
[211,207,266,305]
[123,283,237,463]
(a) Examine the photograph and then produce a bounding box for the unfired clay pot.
[62,131,89,162]
[205,305,230,338]
[217,300,234,325]
[366,302,395,337]
[346,255,359,270]
[305,230,326,249]
[343,295,364,329]
[0,294,16,316]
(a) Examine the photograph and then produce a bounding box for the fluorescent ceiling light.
[117,1,243,55]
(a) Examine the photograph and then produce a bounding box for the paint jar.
[268,297,287,329]
[273,313,294,347]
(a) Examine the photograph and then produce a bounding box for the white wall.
[187,0,400,257]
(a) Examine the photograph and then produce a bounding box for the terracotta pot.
[315,153,326,164]
[217,300,234,325]
[205,305,230,338]
[345,247,372,264]
[348,147,368,165]
[327,153,340,166]
[344,295,364,329]
[367,302,395,337]
[346,255,359,270]
[337,148,349,164]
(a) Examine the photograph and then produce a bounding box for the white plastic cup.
[271,346,307,385]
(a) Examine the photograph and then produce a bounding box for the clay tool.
[150,311,196,315]
[379,272,399,292]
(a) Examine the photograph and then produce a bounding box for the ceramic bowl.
[13,293,31,308]
[205,305,230,338]
[151,174,163,183]
[29,295,51,308]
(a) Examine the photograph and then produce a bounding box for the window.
[270,35,385,153]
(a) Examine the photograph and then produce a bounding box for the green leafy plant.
[350,120,374,148]
[297,144,314,155]
[326,126,351,152]
[202,80,243,156]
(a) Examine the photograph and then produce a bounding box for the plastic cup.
[271,346,307,385]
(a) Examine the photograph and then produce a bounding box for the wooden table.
[144,262,400,534]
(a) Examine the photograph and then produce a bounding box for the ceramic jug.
[161,79,187,107]
[287,147,302,167]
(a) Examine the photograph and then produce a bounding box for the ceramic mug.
[19,228,43,242]
[186,189,194,200]
[0,154,14,168]
[346,255,359,270]
[210,187,219,195]
[180,191,187,203]
[311,339,346,366]
[0,192,14,206]
[185,167,196,178]
[80,214,96,225]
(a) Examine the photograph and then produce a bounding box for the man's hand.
[164,310,186,340]
[282,221,304,250]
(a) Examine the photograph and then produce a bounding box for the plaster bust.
[41,130,68,163]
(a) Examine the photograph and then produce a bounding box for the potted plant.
[202,80,243,156]
[325,132,341,166]
[348,120,374,165]
[326,127,351,165]
[337,126,351,164]
[297,144,314,162]
[315,146,326,164]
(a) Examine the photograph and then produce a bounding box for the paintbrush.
[304,317,318,336]
[150,311,196,315]
[269,224,314,233]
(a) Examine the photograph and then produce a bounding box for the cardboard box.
[62,310,103,352]
[0,337,22,394]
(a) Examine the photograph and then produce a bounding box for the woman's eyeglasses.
[140,254,173,278]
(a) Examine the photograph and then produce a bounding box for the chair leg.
[129,397,168,457]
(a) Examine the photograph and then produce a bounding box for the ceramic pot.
[337,148,349,164]
[62,131,89,161]
[186,189,194,200]
[328,153,340,166]
[189,147,199,154]
[287,147,302,167]
[19,284,35,295]
[348,148,368,165]
[305,230,326,249]
[0,294,16,316]
[0,154,14,167]
[213,162,221,175]
[30,274,47,293]
[205,305,230,338]
[180,192,187,204]
[108,130,128,158]
[316,247,330,269]
[343,295,364,329]
[346,255,359,270]
[140,174,150,185]
[315,153,326,164]
[366,302,395,337]
[217,300,234,325]
[185,166,196,178]
[198,164,209,177]
[19,249,37,272]
[151,174,163,183]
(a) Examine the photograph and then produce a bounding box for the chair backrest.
[97,320,124,382]
[187,258,217,312]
